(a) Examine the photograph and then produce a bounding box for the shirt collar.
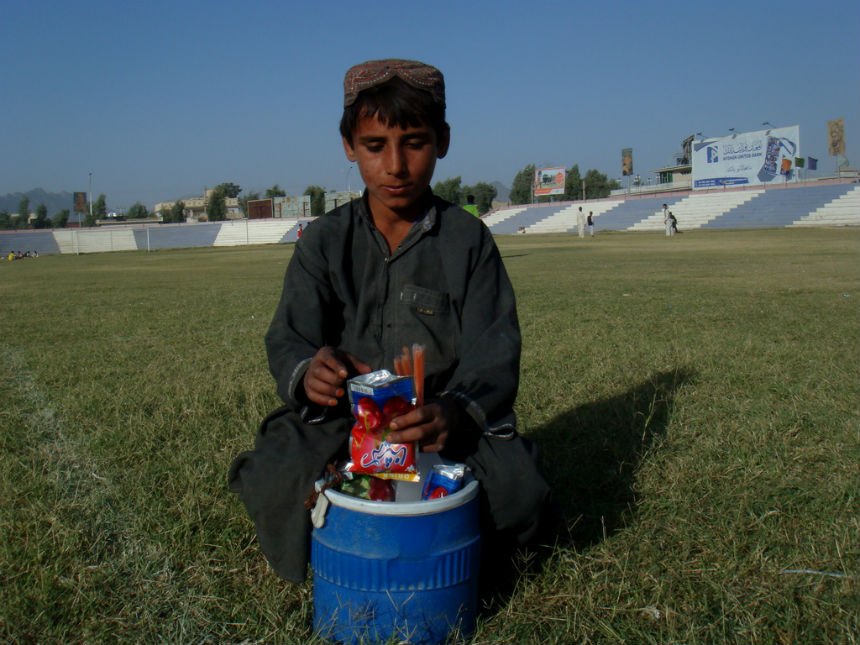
[356,190,439,237]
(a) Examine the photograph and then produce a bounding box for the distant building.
[651,133,694,191]
[273,195,312,218]
[325,190,362,212]
[154,189,241,222]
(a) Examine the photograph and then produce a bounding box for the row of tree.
[1,163,619,230]
[433,178,497,214]
[509,164,620,204]
[0,194,153,230]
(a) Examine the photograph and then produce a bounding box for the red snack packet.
[344,371,419,482]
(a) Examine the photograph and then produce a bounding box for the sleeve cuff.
[439,390,516,439]
[288,357,331,424]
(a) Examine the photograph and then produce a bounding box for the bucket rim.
[315,477,479,516]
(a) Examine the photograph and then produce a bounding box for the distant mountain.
[0,189,76,218]
[491,181,510,203]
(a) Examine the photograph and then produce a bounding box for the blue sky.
[1,0,857,210]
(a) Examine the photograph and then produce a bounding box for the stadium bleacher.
[3,183,856,257]
[484,181,859,234]
[0,230,60,256]
[705,183,859,229]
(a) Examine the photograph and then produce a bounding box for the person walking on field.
[577,206,585,238]
[587,211,594,237]
[663,203,672,237]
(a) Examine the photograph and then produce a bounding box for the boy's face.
[343,113,449,220]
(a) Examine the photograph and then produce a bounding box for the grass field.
[1,228,857,644]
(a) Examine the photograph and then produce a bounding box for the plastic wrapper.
[339,474,395,502]
[343,370,419,482]
[422,463,466,499]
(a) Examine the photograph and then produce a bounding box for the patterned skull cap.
[343,58,445,108]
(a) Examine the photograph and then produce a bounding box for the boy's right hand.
[303,346,371,407]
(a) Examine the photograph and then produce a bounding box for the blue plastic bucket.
[311,477,481,644]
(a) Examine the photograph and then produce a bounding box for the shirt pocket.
[400,285,450,316]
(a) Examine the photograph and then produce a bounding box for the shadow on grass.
[537,367,696,548]
[478,368,695,612]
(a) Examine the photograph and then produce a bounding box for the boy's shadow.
[480,367,694,610]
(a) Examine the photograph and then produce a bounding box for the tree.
[161,200,185,224]
[0,211,11,230]
[509,164,536,205]
[206,187,227,221]
[33,204,50,229]
[265,184,286,199]
[563,164,582,201]
[433,176,462,204]
[127,202,149,219]
[215,182,242,198]
[93,194,107,219]
[240,191,260,217]
[462,181,497,214]
[583,168,615,199]
[17,196,30,229]
[55,209,70,228]
[304,186,326,216]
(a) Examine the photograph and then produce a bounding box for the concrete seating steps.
[490,205,569,234]
[630,190,763,231]
[481,207,528,228]
[214,219,296,246]
[4,185,856,256]
[0,230,60,256]
[789,185,860,227]
[526,201,626,233]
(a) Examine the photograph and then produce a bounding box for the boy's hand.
[385,398,462,453]
[303,346,371,407]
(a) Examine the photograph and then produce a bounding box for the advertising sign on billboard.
[621,148,633,176]
[73,192,87,212]
[534,167,566,196]
[691,125,800,189]
[827,118,845,156]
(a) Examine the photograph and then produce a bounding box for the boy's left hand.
[384,398,462,453]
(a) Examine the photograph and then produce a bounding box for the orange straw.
[412,343,425,407]
[402,346,413,376]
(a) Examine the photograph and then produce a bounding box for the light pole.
[88,172,93,218]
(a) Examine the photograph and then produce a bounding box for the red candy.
[382,395,413,426]
[355,397,383,432]
[368,477,395,501]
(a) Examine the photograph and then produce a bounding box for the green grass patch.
[1,229,857,643]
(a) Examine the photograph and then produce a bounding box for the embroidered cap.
[343,59,445,108]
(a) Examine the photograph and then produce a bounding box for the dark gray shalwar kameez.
[228,194,552,582]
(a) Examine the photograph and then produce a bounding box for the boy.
[229,59,553,583]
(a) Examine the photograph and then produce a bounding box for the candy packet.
[422,463,467,499]
[343,369,419,482]
[339,473,395,502]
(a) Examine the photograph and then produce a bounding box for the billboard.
[827,118,845,156]
[534,167,566,196]
[73,192,87,212]
[621,148,633,176]
[692,125,800,189]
